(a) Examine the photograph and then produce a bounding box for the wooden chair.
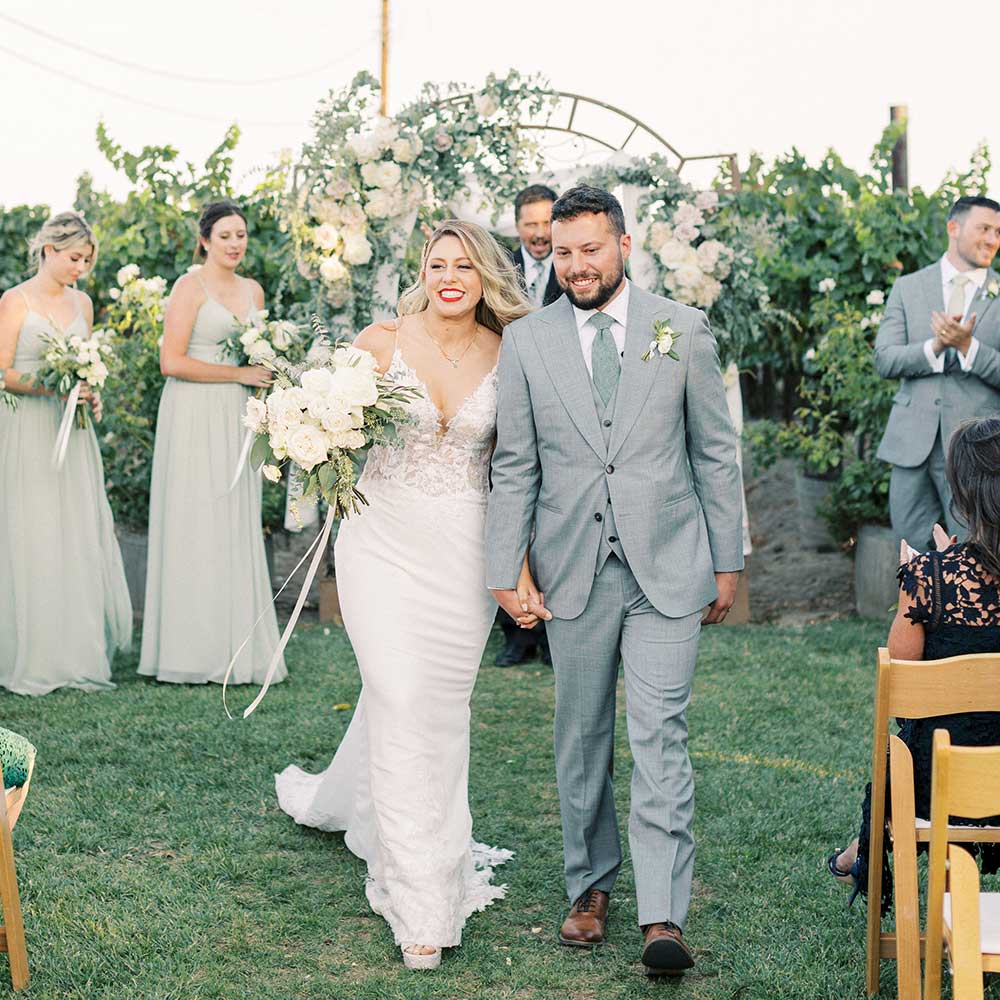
[945,845,986,1000]
[923,731,1000,999]
[0,755,33,991]
[865,648,1000,999]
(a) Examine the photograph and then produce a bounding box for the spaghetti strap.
[193,268,208,293]
[16,289,32,312]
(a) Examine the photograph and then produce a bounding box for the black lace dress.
[857,543,1000,914]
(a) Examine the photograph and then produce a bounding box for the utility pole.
[890,104,908,192]
[380,0,389,117]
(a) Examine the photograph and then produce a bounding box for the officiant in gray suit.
[875,196,1000,547]
[485,186,743,976]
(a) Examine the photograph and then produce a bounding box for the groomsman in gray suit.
[485,186,743,975]
[875,196,1000,547]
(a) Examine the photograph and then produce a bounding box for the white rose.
[116,263,140,286]
[243,395,267,432]
[866,289,885,306]
[675,263,703,289]
[268,424,289,459]
[108,287,121,300]
[360,162,380,187]
[262,464,282,483]
[319,256,347,284]
[300,368,335,398]
[646,222,673,253]
[330,364,378,407]
[372,118,399,150]
[818,277,837,294]
[433,130,454,153]
[342,233,373,266]
[346,132,380,163]
[339,202,367,229]
[672,222,699,244]
[286,423,330,472]
[240,327,260,348]
[391,138,416,164]
[694,275,723,309]
[656,333,674,355]
[271,321,297,351]
[320,406,353,435]
[696,240,725,272]
[673,202,705,227]
[313,223,340,251]
[658,240,698,270]
[804,347,817,362]
[365,187,402,219]
[325,177,354,199]
[860,316,871,330]
[372,160,402,189]
[247,340,276,363]
[333,345,379,374]
[311,197,341,226]
[473,92,500,118]
[266,388,304,428]
[340,429,366,450]
[694,190,719,212]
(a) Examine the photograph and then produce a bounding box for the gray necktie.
[527,260,545,305]
[944,274,971,372]
[589,312,620,405]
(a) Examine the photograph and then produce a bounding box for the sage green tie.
[589,311,620,405]
[945,274,971,372]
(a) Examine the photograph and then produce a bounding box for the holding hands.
[491,554,553,630]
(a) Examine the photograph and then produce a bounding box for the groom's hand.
[702,572,739,624]
[491,588,552,627]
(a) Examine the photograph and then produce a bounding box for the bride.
[276,220,542,969]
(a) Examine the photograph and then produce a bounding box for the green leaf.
[249,435,273,470]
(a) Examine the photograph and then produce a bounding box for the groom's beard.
[559,257,625,310]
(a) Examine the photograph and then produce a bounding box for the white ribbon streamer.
[51,382,81,469]
[222,506,336,720]
[228,429,254,491]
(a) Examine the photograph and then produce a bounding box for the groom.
[485,186,743,975]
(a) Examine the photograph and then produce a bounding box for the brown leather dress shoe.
[558,889,609,947]
[641,922,694,976]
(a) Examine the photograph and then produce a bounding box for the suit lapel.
[920,262,945,315]
[607,286,660,463]
[971,268,1000,328]
[535,298,607,461]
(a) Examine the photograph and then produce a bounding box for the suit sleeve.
[873,281,937,379]
[967,339,1000,389]
[684,311,745,573]
[484,330,541,589]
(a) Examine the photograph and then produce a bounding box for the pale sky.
[1,0,995,210]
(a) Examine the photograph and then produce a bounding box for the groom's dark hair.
[551,185,626,238]
[949,195,1000,222]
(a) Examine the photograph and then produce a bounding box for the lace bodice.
[360,349,497,500]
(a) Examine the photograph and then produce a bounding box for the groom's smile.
[552,210,631,311]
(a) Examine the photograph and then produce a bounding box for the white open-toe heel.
[401,945,442,970]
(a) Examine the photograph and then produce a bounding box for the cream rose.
[673,202,705,228]
[694,190,719,212]
[313,223,340,251]
[262,464,282,483]
[319,256,347,284]
[116,263,140,286]
[243,396,267,432]
[342,233,374,266]
[658,240,698,270]
[286,423,330,472]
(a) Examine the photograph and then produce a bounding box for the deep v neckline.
[204,295,253,327]
[393,349,497,436]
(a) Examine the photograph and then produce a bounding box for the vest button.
[594,513,603,522]
[608,536,618,544]
[606,464,615,474]
[603,419,612,427]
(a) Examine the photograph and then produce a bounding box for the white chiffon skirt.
[276,478,511,948]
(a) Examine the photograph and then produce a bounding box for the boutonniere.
[641,319,683,361]
[986,280,1000,300]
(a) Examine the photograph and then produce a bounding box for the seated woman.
[828,416,1000,910]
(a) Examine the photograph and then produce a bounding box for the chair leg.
[0,818,28,990]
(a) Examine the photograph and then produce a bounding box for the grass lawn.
[2,617,998,999]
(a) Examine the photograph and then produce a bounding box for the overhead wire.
[0,11,377,87]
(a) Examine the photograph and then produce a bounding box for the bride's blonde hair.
[28,211,97,273]
[397,220,531,334]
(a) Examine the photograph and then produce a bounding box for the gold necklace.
[420,317,478,369]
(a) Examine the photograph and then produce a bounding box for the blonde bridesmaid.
[0,212,131,695]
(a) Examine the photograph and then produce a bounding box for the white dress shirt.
[572,280,630,376]
[923,255,987,372]
[520,246,553,306]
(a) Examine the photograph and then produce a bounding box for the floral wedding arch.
[281,69,771,368]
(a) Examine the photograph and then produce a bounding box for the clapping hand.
[899,523,957,565]
[931,310,976,355]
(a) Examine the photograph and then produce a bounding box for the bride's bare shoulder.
[353,320,398,371]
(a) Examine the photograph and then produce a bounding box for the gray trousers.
[889,431,963,549]
[545,554,701,929]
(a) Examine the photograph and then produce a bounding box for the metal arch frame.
[435,89,741,189]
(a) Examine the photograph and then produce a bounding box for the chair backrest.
[947,845,985,1000]
[925,730,1000,1000]
[877,648,1000,721]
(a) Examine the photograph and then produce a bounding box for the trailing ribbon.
[228,428,254,491]
[222,505,336,720]
[51,381,81,469]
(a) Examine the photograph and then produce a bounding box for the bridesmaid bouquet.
[241,340,418,518]
[33,327,115,430]
[221,312,310,368]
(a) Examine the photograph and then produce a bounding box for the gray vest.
[592,380,628,573]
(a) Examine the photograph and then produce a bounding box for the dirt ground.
[272,456,859,626]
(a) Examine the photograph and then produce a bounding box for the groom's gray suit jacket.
[485,284,744,620]
[875,263,1000,467]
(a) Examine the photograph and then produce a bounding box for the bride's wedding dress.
[276,342,511,951]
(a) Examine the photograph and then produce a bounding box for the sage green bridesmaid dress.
[138,277,285,686]
[0,290,132,695]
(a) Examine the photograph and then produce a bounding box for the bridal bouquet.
[241,340,419,518]
[33,326,115,429]
[221,311,310,368]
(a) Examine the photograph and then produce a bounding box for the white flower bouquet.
[221,311,309,368]
[32,325,115,429]
[242,340,419,518]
